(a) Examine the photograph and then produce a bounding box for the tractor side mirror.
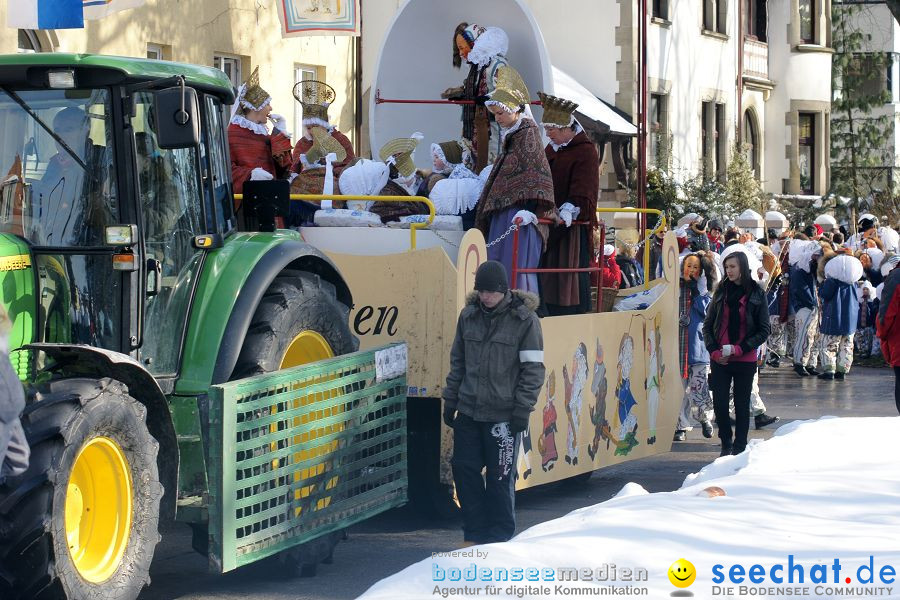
[154,84,200,149]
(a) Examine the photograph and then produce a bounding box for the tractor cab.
[0,54,236,380]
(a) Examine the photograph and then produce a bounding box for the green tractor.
[0,54,385,599]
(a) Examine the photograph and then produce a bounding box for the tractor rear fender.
[22,343,178,521]
[175,232,353,394]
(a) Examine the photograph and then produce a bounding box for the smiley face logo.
[668,559,696,588]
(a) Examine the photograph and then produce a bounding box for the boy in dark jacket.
[443,261,545,545]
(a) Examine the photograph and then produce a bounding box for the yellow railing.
[232,194,436,250]
[595,207,667,286]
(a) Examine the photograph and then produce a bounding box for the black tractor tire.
[232,269,357,576]
[232,269,358,378]
[0,377,162,600]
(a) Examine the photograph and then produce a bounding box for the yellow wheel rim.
[279,330,334,369]
[276,331,339,511]
[65,437,132,583]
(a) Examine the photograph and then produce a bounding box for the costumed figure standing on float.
[474,65,556,295]
[228,67,293,211]
[538,92,600,315]
[442,23,510,172]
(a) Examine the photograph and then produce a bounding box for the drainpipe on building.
[737,0,744,144]
[354,2,364,156]
[638,0,649,233]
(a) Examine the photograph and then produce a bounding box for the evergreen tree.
[723,143,766,215]
[831,2,894,212]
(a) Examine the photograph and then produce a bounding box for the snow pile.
[360,417,900,599]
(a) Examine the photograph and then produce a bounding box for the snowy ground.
[359,417,900,600]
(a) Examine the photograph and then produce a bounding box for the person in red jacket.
[877,265,900,413]
[228,67,293,210]
[591,242,622,292]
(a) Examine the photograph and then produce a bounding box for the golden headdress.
[239,67,271,112]
[538,92,579,128]
[306,125,348,165]
[486,66,530,113]
[293,80,336,126]
[379,132,424,178]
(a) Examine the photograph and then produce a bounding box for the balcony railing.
[743,38,768,79]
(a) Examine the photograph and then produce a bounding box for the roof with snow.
[552,66,637,137]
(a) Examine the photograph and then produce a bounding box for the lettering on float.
[353,305,400,336]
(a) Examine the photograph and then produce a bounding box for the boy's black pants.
[451,413,521,544]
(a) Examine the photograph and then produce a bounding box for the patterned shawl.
[474,118,555,239]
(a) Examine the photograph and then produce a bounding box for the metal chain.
[485,222,519,248]
[616,217,663,255]
[431,229,462,248]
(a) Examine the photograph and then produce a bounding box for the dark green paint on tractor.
[0,54,406,600]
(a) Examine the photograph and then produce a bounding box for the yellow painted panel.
[320,230,683,488]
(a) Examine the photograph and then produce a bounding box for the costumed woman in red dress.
[290,79,356,195]
[228,66,293,211]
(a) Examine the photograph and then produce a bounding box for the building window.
[743,110,760,177]
[798,0,814,43]
[743,0,767,41]
[888,54,895,103]
[702,100,726,179]
[17,30,42,53]
[702,102,712,173]
[798,112,815,194]
[649,93,668,167]
[294,65,320,134]
[845,54,890,103]
[703,0,727,34]
[147,44,164,60]
[715,103,726,180]
[653,0,669,20]
[214,54,243,88]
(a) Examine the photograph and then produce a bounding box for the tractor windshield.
[0,88,117,247]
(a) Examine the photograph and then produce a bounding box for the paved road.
[139,366,897,600]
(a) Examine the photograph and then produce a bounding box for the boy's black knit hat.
[474,260,509,293]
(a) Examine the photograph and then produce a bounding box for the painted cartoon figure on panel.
[563,343,588,465]
[645,313,664,445]
[614,332,640,456]
[587,338,612,460]
[537,370,559,471]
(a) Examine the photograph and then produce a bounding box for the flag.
[7,0,84,29]
[277,0,360,37]
[82,0,144,20]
